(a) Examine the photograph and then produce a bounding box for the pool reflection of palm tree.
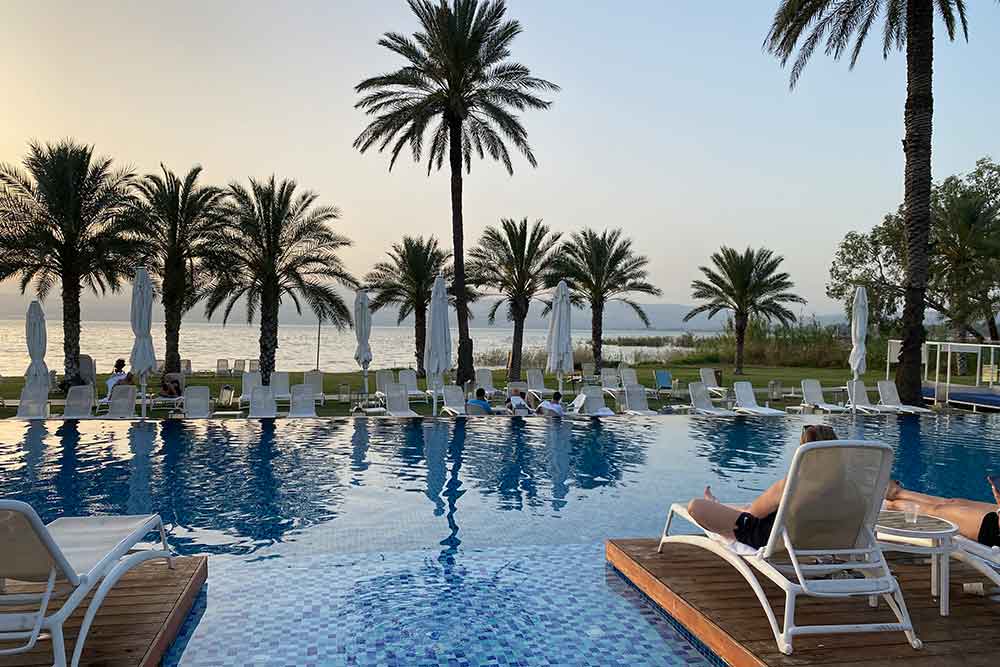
[126,422,156,515]
[545,420,572,510]
[53,420,84,516]
[568,420,648,490]
[687,417,789,480]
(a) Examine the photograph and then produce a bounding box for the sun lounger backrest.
[249,386,277,418]
[765,440,893,558]
[63,384,93,418]
[16,386,48,419]
[583,385,608,414]
[475,368,495,391]
[733,381,759,408]
[801,379,825,405]
[624,384,649,412]
[699,368,718,388]
[621,368,640,387]
[304,370,324,398]
[242,371,261,397]
[78,355,96,386]
[527,369,545,391]
[655,370,672,390]
[877,380,902,407]
[270,371,290,396]
[399,369,419,393]
[289,384,316,417]
[848,380,873,407]
[386,383,410,414]
[183,386,211,418]
[249,359,259,372]
[375,369,395,393]
[181,359,192,375]
[600,368,620,389]
[688,382,714,411]
[442,385,465,410]
[108,384,137,418]
[233,359,246,374]
[582,362,595,378]
[0,500,79,585]
[216,359,229,376]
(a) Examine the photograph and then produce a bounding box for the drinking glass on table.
[904,502,920,524]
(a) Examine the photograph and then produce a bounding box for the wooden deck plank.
[607,539,1000,667]
[0,556,206,667]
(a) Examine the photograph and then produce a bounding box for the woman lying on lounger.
[884,477,1000,548]
[686,424,838,549]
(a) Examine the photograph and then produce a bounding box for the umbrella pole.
[363,367,369,395]
[141,373,147,419]
[432,389,438,416]
[558,372,563,394]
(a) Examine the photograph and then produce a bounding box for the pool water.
[1,414,998,665]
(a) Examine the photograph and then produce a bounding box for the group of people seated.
[685,424,1000,550]
[466,387,566,417]
[106,358,181,398]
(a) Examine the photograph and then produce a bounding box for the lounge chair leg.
[658,510,675,553]
[780,591,796,655]
[159,522,175,569]
[50,622,67,667]
[882,584,922,650]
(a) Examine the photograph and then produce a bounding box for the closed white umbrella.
[24,300,49,395]
[546,280,574,393]
[130,267,156,419]
[424,273,452,416]
[848,286,868,413]
[354,290,373,395]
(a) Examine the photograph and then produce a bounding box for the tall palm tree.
[550,229,661,369]
[131,164,227,374]
[468,218,560,381]
[364,236,452,376]
[202,176,357,385]
[353,0,559,387]
[0,140,140,384]
[765,1,986,402]
[685,246,805,375]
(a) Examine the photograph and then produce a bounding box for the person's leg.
[687,497,744,539]
[885,497,996,541]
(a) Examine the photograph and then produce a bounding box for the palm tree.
[353,0,559,387]
[364,236,452,377]
[131,164,226,374]
[685,247,805,375]
[202,176,357,385]
[765,1,986,402]
[0,140,140,384]
[550,229,661,369]
[468,218,560,381]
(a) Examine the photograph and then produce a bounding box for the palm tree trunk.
[509,312,526,382]
[895,0,934,404]
[162,260,184,374]
[414,305,427,377]
[61,274,82,384]
[591,301,604,369]
[259,281,280,386]
[734,314,747,375]
[449,118,474,386]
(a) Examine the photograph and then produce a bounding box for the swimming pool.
[2,414,998,665]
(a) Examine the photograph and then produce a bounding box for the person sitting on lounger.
[537,391,564,417]
[106,358,127,394]
[468,387,493,414]
[505,388,529,414]
[884,477,1000,548]
[685,424,839,549]
[158,377,180,398]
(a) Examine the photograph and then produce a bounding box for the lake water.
[0,319,697,376]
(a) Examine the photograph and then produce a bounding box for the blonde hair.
[801,424,837,444]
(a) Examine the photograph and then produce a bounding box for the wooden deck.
[607,539,1000,667]
[0,556,206,667]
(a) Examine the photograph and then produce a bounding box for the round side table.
[877,510,959,616]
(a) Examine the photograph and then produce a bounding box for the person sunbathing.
[884,477,1000,548]
[685,424,838,549]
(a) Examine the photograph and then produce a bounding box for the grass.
[0,362,970,419]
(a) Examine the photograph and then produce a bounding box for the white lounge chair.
[0,500,174,667]
[78,355,96,387]
[398,369,428,402]
[876,380,933,414]
[248,385,277,419]
[238,371,261,408]
[699,368,727,398]
[233,359,246,375]
[688,382,737,416]
[623,384,657,416]
[620,368,654,397]
[303,369,325,405]
[287,384,316,418]
[374,369,396,402]
[248,359,259,373]
[107,384,136,419]
[385,383,418,417]
[580,362,598,384]
[733,381,785,416]
[847,380,897,414]
[600,367,623,400]
[441,385,467,416]
[570,385,614,417]
[659,440,922,655]
[181,386,211,418]
[15,386,50,420]
[475,368,500,400]
[800,379,848,413]
[216,359,230,377]
[61,385,94,420]
[270,371,292,405]
[526,369,554,401]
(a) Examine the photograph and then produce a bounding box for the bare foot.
[988,476,1000,506]
[885,479,903,501]
[704,486,719,503]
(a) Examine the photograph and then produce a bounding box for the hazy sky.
[2,1,998,318]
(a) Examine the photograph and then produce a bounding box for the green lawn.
[0,363,967,420]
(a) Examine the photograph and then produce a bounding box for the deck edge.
[605,539,766,667]
[139,556,208,667]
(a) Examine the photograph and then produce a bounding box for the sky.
[1,1,998,321]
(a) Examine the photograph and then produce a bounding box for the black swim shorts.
[978,511,1000,548]
[734,511,778,549]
